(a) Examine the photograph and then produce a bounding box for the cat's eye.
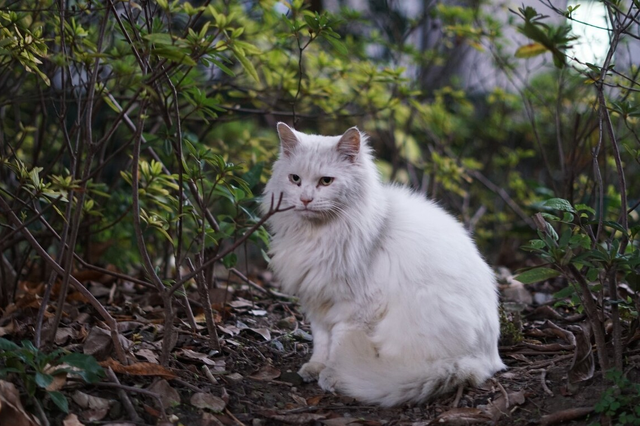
[319,176,334,186]
[289,174,301,185]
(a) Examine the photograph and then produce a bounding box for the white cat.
[262,123,505,407]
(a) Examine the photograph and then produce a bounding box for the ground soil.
[1,270,638,426]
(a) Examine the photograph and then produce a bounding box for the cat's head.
[264,122,374,223]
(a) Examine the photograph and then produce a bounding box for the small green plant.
[594,370,640,425]
[516,198,639,375]
[0,338,104,413]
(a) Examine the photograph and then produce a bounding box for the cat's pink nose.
[301,197,313,206]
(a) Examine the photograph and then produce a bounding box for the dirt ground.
[1,268,637,426]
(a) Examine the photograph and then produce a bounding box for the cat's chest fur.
[269,216,382,311]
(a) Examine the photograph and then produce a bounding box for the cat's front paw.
[298,361,326,382]
[318,367,340,392]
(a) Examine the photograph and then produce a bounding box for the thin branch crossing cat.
[263,123,505,406]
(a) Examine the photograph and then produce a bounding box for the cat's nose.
[300,196,313,206]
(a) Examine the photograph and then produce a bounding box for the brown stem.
[565,263,610,375]
[607,268,623,371]
[189,256,220,352]
[105,368,142,423]
[171,193,291,292]
[0,195,126,362]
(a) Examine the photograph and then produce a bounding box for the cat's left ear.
[277,122,299,157]
[337,127,361,163]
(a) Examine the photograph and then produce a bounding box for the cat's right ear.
[337,127,361,163]
[276,122,299,157]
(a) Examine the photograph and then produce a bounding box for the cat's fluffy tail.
[319,331,504,407]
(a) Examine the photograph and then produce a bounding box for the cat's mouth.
[295,207,325,218]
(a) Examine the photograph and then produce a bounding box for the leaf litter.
[0,265,633,425]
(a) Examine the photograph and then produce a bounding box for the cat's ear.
[276,122,299,157]
[337,127,361,163]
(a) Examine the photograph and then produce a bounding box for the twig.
[532,212,610,374]
[0,195,127,363]
[32,398,50,426]
[94,381,168,421]
[173,378,204,393]
[106,367,142,423]
[229,267,276,297]
[172,193,292,291]
[202,365,219,385]
[470,170,535,229]
[451,384,464,408]
[539,407,593,426]
[48,2,112,347]
[225,408,247,426]
[513,354,573,370]
[529,368,553,396]
[495,379,510,408]
[188,256,220,352]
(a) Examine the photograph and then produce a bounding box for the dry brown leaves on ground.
[0,266,638,425]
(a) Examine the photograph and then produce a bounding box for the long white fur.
[262,123,505,407]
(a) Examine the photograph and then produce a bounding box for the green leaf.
[144,33,174,45]
[575,204,595,215]
[35,371,54,389]
[602,220,628,236]
[60,353,105,383]
[48,390,69,413]
[569,233,591,250]
[322,33,348,55]
[222,253,237,269]
[209,58,235,77]
[514,42,547,58]
[515,267,562,284]
[152,46,197,66]
[242,162,263,189]
[231,45,260,83]
[542,198,576,213]
[0,338,20,351]
[554,285,576,299]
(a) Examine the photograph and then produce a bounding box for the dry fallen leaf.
[306,395,323,406]
[190,393,226,412]
[567,323,594,383]
[250,365,281,381]
[247,327,271,341]
[262,411,327,424]
[135,348,160,364]
[71,391,111,410]
[84,327,132,359]
[44,372,67,392]
[100,424,136,426]
[218,324,241,336]
[289,393,307,406]
[0,320,16,337]
[177,349,219,366]
[100,358,177,380]
[143,403,162,419]
[200,412,225,426]
[148,379,180,408]
[55,327,77,345]
[0,380,41,426]
[481,390,526,421]
[227,298,255,309]
[71,391,110,422]
[62,413,85,426]
[320,418,360,426]
[428,407,492,425]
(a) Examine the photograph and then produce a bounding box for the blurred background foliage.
[0,0,638,312]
